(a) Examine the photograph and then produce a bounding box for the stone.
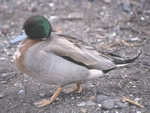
[0,93,4,99]
[115,101,128,108]
[101,99,115,110]
[96,95,109,103]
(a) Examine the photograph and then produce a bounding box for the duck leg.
[65,82,82,94]
[34,87,62,107]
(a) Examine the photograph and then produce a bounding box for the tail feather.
[102,50,142,73]
[114,50,142,65]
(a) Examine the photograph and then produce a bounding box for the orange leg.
[34,87,62,107]
[65,82,82,94]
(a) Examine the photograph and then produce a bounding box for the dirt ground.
[0,0,150,112]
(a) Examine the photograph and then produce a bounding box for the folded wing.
[43,34,116,70]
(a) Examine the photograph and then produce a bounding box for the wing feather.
[43,34,116,70]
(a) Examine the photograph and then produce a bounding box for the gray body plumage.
[22,33,140,86]
[24,47,89,86]
[23,33,117,86]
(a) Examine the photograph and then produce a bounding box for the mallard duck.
[10,15,141,107]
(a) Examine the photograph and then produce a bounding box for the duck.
[10,15,141,107]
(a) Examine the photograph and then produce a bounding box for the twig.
[121,95,144,108]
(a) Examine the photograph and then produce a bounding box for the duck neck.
[14,38,41,73]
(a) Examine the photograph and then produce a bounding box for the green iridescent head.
[23,15,51,40]
[10,15,51,44]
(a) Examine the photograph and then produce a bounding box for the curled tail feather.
[103,50,142,73]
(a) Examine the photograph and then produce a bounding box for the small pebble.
[135,97,141,101]
[49,3,55,7]
[146,60,150,66]
[2,25,9,35]
[89,96,96,102]
[96,95,109,103]
[77,101,95,106]
[18,89,25,94]
[0,57,5,61]
[77,102,86,106]
[120,3,131,13]
[80,108,87,113]
[103,0,111,4]
[86,101,95,106]
[31,7,37,12]
[0,93,4,99]
[1,73,8,77]
[71,97,74,100]
[136,6,143,14]
[140,17,145,21]
[101,99,115,110]
[0,81,7,84]
[6,51,13,56]
[67,12,84,19]
[39,92,46,97]
[49,16,58,21]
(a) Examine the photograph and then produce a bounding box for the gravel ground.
[0,0,150,112]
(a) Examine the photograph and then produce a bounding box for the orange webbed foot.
[33,99,51,107]
[65,82,82,94]
[33,87,62,107]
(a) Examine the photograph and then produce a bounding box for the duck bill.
[10,30,27,44]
